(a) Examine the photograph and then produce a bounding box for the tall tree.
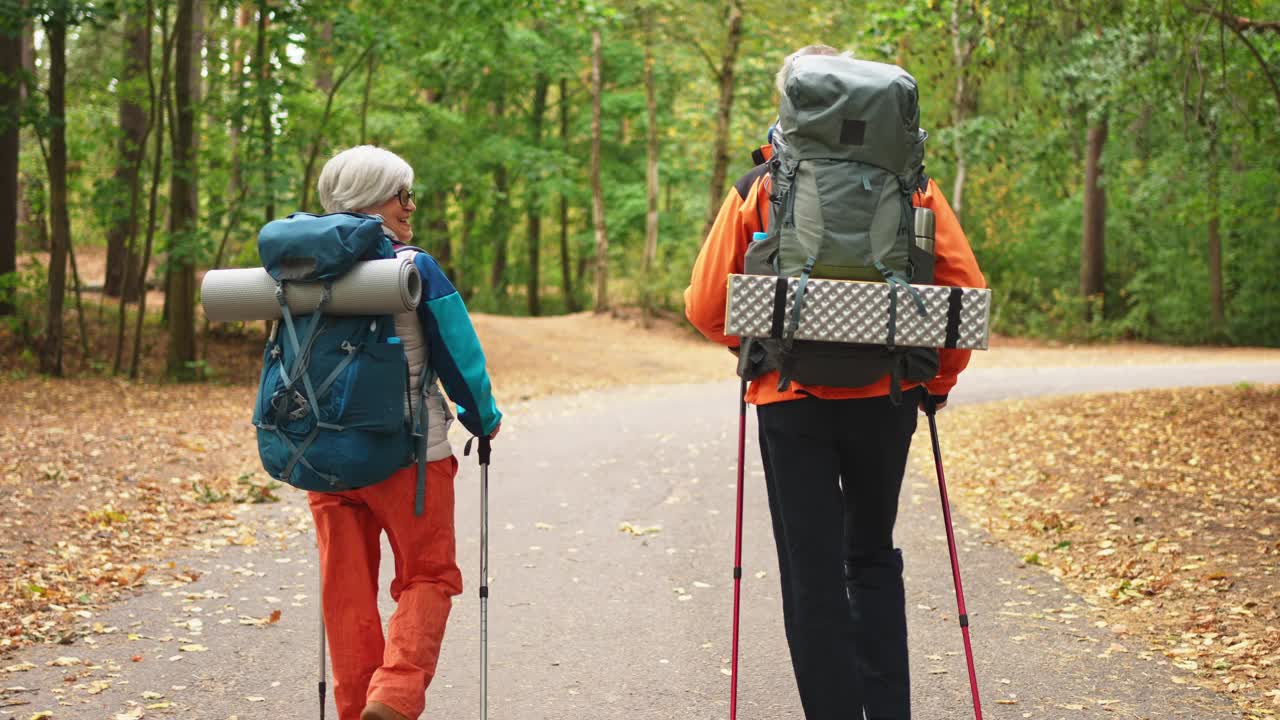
[40,4,71,375]
[255,0,273,222]
[1206,130,1223,331]
[590,27,608,312]
[104,5,148,299]
[557,77,577,312]
[947,0,990,220]
[641,7,659,321]
[1080,116,1107,314]
[526,71,548,316]
[131,0,174,379]
[15,15,35,251]
[699,0,743,241]
[0,2,19,317]
[489,83,510,296]
[167,0,199,378]
[227,2,250,202]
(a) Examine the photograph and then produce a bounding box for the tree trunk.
[527,71,548,316]
[700,0,743,242]
[590,28,608,313]
[558,77,577,312]
[228,3,250,202]
[314,20,333,93]
[256,0,273,223]
[113,2,155,373]
[132,0,174,379]
[948,0,982,219]
[1207,133,1224,332]
[105,9,148,299]
[426,191,451,277]
[489,86,510,295]
[457,187,476,299]
[360,50,374,144]
[642,10,659,322]
[41,14,69,376]
[0,9,19,317]
[1080,117,1108,316]
[167,0,199,379]
[14,17,33,251]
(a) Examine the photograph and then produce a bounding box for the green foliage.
[0,262,50,341]
[8,0,1279,369]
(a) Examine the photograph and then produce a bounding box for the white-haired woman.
[311,145,502,720]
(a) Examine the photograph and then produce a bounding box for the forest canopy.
[1,0,1277,379]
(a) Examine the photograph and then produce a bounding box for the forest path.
[3,360,1278,719]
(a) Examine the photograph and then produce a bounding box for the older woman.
[312,145,502,720]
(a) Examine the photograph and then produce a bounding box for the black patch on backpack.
[734,163,769,201]
[839,119,867,146]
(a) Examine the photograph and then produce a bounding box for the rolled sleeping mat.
[201,257,421,322]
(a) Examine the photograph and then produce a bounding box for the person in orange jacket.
[685,46,985,720]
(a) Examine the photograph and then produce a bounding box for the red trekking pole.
[923,395,984,720]
[729,377,747,720]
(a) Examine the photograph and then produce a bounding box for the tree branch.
[1189,4,1280,33]
[1189,2,1280,110]
[662,23,721,81]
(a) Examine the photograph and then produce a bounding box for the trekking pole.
[923,395,983,720]
[468,435,493,720]
[729,377,747,720]
[318,562,327,719]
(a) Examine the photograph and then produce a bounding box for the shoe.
[360,701,410,720]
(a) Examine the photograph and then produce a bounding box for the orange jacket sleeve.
[684,177,767,347]
[916,178,986,397]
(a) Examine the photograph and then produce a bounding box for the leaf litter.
[0,377,276,659]
[920,384,1278,718]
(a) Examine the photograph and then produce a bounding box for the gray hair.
[775,44,845,95]
[317,145,414,214]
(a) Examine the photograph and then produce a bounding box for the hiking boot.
[360,701,410,720]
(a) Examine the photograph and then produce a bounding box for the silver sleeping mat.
[725,274,991,351]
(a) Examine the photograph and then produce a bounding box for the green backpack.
[740,54,938,399]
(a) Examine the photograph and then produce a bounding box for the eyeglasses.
[395,187,415,208]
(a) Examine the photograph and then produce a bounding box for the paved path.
[3,362,1277,720]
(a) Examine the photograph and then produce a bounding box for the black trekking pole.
[318,559,327,719]
[729,377,747,720]
[923,395,983,720]
[467,435,492,720]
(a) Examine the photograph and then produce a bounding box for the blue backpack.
[252,212,429,507]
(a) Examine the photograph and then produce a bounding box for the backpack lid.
[777,55,924,174]
[258,212,393,282]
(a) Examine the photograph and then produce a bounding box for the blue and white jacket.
[393,245,501,461]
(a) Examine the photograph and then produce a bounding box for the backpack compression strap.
[777,256,817,392]
[395,243,435,517]
[269,282,345,486]
[412,364,436,517]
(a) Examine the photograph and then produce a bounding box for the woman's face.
[360,187,416,243]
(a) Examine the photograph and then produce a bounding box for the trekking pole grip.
[478,436,492,466]
[923,392,939,416]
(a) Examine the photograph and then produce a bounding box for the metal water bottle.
[912,207,936,284]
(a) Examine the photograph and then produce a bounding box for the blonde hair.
[775,44,846,95]
[316,145,414,214]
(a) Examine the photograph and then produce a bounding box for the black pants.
[757,389,920,720]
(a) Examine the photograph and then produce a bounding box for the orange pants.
[309,457,463,720]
